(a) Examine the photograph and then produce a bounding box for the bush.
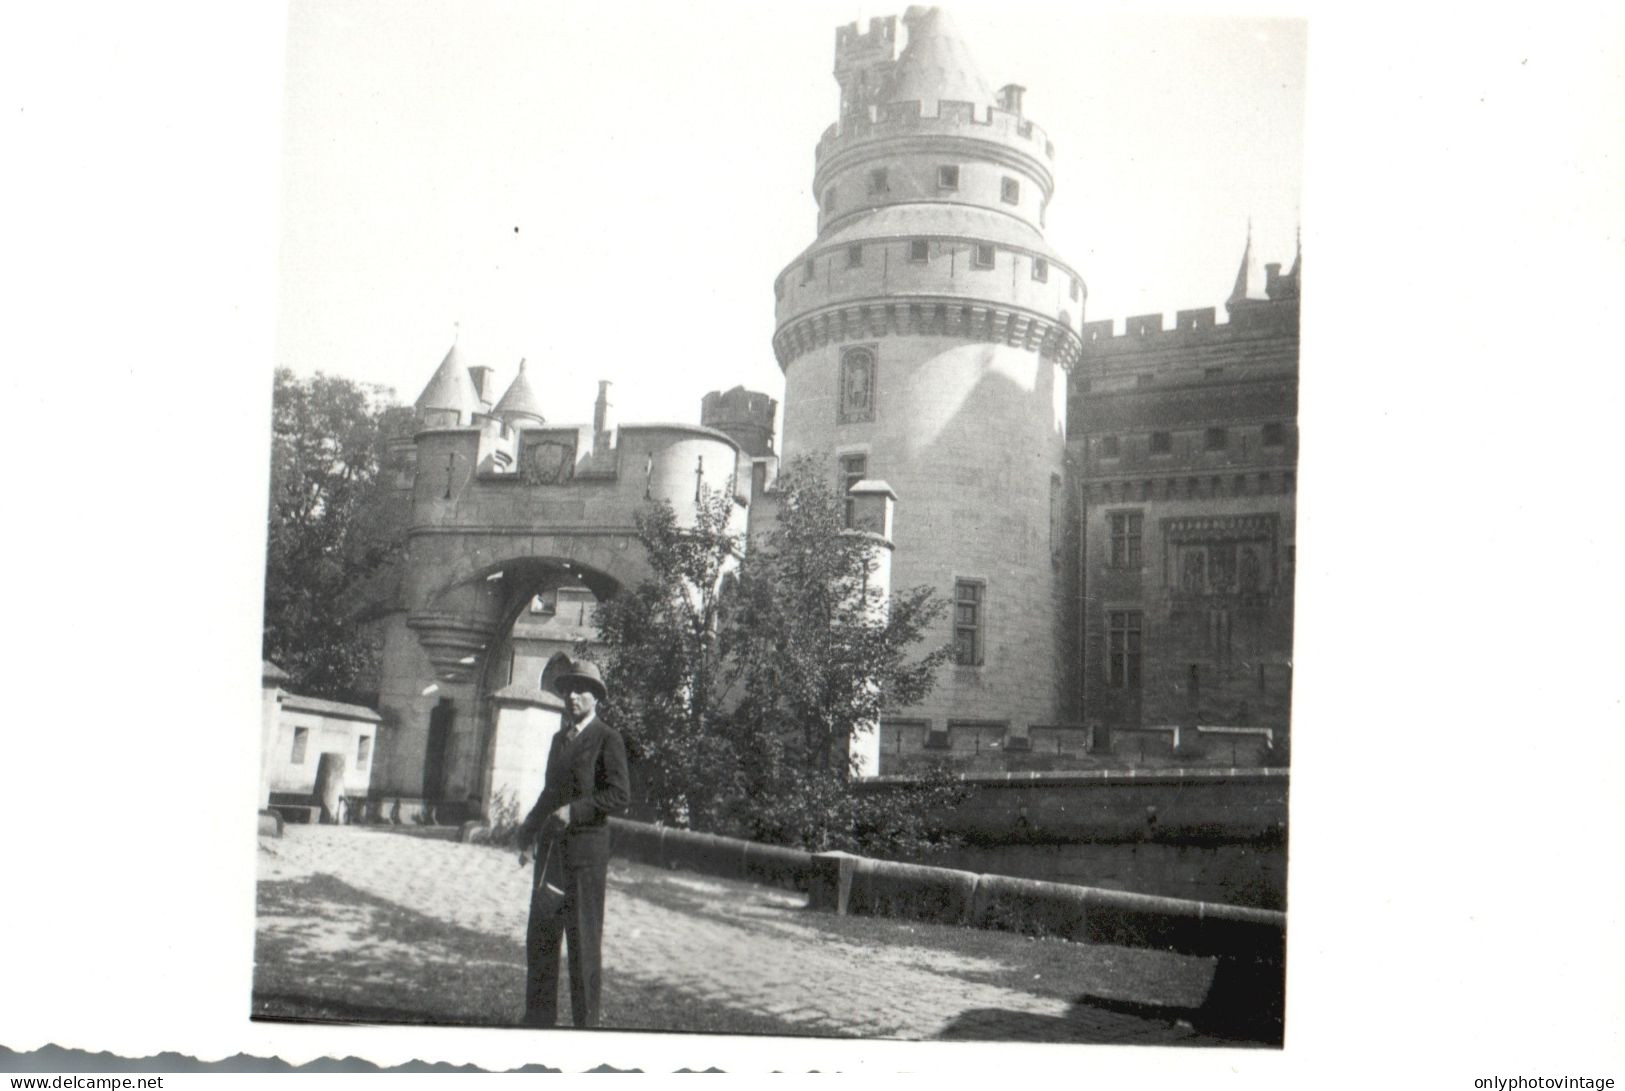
[484,788,525,849]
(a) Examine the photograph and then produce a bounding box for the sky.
[274,1,1305,427]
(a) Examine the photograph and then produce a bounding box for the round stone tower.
[773,6,1085,735]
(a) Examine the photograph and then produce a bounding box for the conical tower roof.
[882,7,994,111]
[414,343,481,416]
[493,358,545,424]
[1227,220,1265,305]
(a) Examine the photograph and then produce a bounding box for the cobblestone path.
[257,826,1233,1045]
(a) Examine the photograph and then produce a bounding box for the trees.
[593,456,961,855]
[590,484,744,833]
[263,368,411,700]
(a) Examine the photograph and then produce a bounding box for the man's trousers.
[523,853,608,1028]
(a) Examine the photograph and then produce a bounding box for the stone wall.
[1071,291,1299,741]
[781,336,1069,733]
[859,768,1288,843]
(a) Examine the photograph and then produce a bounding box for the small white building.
[261,665,381,822]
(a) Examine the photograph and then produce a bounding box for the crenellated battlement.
[816,99,1054,165]
[701,385,777,423]
[1079,301,1299,359]
[835,16,897,67]
[700,385,778,458]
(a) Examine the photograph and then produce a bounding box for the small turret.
[492,358,545,427]
[1271,227,1301,300]
[834,15,898,123]
[414,344,481,428]
[700,386,778,458]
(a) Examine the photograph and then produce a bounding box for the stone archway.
[367,416,754,822]
[375,548,635,823]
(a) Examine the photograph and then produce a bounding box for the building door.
[424,699,455,801]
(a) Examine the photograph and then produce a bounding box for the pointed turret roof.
[414,343,481,416]
[493,358,545,424]
[882,7,994,111]
[1227,220,1265,305]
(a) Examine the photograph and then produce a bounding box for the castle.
[357,7,1299,822]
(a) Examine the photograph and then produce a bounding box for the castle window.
[356,735,371,769]
[1032,257,1049,282]
[909,239,929,262]
[869,167,889,194]
[1109,511,1143,569]
[1070,277,1082,301]
[1262,422,1285,447]
[953,579,985,666]
[937,165,960,190]
[1204,427,1228,451]
[823,186,837,213]
[1234,474,1249,495]
[803,256,815,283]
[839,452,867,528]
[838,346,877,425]
[1101,435,1120,458]
[1107,610,1143,688]
[1150,431,1172,455]
[973,243,995,269]
[848,244,864,268]
[1001,176,1020,204]
[1050,473,1063,564]
[290,727,308,765]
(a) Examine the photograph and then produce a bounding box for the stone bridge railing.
[603,817,1286,1040]
[605,817,1285,966]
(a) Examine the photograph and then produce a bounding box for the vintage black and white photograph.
[252,1,1301,1049]
[13,0,1625,1082]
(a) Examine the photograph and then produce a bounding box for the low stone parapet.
[608,818,814,892]
[847,857,980,926]
[607,817,1285,965]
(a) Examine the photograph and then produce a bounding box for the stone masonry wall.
[782,335,1068,732]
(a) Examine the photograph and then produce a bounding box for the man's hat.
[549,658,607,703]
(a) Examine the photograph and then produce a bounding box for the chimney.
[467,366,496,410]
[593,380,613,455]
[997,83,1025,115]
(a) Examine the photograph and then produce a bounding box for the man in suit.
[517,658,629,1028]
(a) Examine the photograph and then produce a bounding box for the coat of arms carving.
[522,439,575,486]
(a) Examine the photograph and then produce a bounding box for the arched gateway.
[367,352,779,824]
